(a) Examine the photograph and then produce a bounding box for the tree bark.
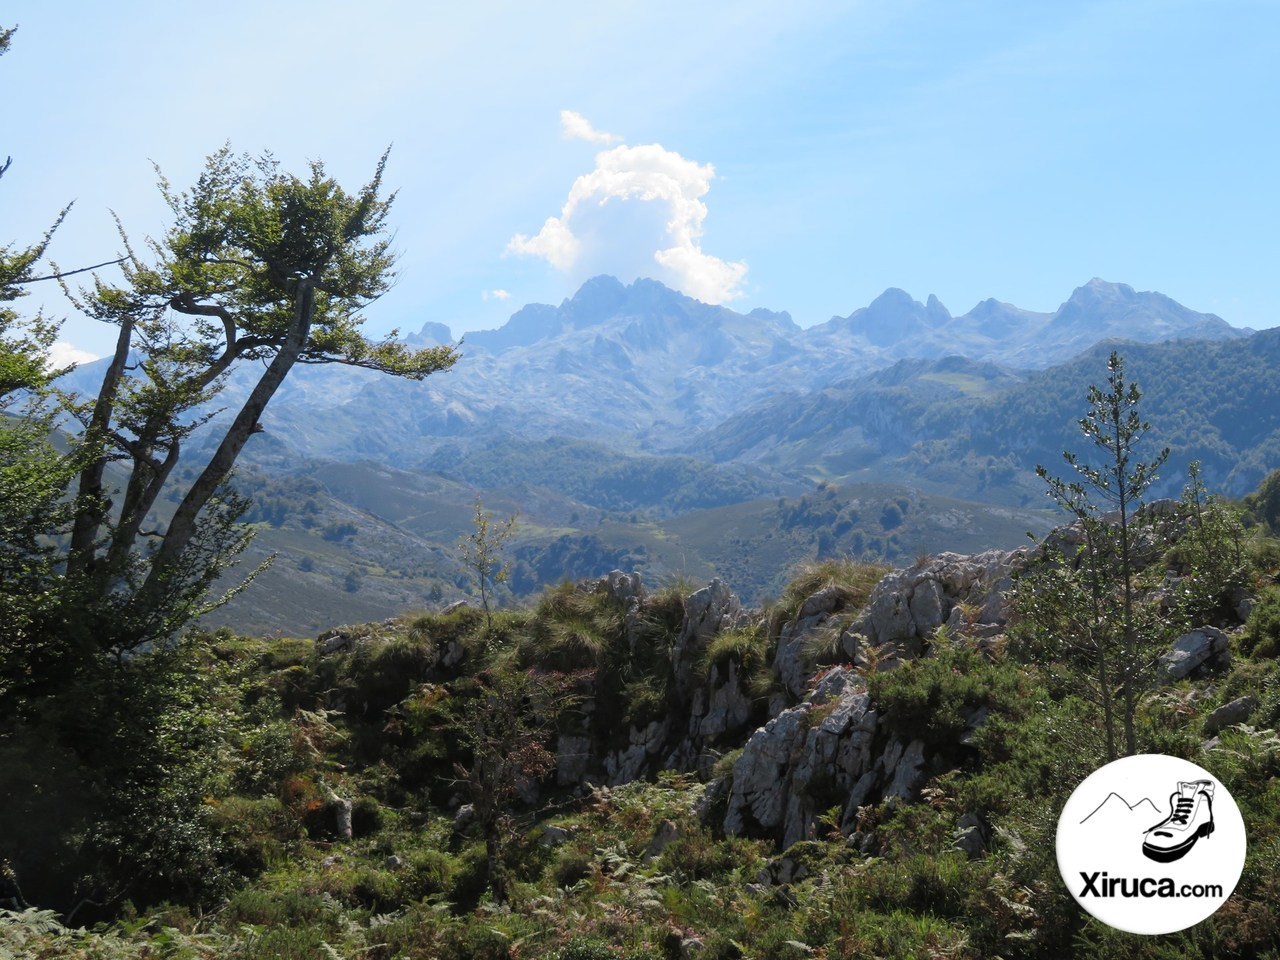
[106,430,180,574]
[137,280,314,608]
[66,315,134,577]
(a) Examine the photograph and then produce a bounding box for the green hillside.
[208,464,1055,634]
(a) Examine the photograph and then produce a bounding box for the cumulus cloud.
[560,109,620,145]
[46,341,100,369]
[509,121,747,304]
[481,289,511,301]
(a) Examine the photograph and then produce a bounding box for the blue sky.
[4,0,1278,363]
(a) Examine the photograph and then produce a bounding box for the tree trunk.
[106,433,180,574]
[485,819,507,904]
[326,787,353,841]
[137,281,314,609]
[66,315,133,577]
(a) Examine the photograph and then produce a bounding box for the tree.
[0,24,83,711]
[1018,352,1169,759]
[1172,459,1246,622]
[52,147,458,653]
[453,668,576,903]
[459,496,518,629]
[1243,467,1280,536]
[0,113,460,911]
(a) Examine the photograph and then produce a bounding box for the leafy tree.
[0,24,82,712]
[1172,459,1247,622]
[1018,352,1169,759]
[459,496,518,628]
[0,46,460,910]
[53,147,455,652]
[1243,467,1280,535]
[452,668,576,903]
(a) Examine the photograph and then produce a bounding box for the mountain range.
[156,275,1245,466]
[59,275,1274,633]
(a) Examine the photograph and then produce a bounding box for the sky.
[4,0,1278,364]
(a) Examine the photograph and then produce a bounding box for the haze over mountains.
[62,275,1275,633]
[188,275,1247,463]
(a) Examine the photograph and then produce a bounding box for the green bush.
[869,643,1027,747]
[241,924,332,960]
[551,850,593,889]
[771,559,888,627]
[701,626,770,674]
[448,844,492,912]
[1240,584,1280,658]
[548,936,615,960]
[657,829,759,882]
[210,795,301,873]
[224,886,333,927]
[403,847,456,899]
[523,581,624,671]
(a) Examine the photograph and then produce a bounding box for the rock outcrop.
[1158,626,1232,681]
[841,549,1017,659]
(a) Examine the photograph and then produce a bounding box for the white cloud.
[560,109,620,145]
[509,124,748,304]
[481,288,512,301]
[46,341,100,369]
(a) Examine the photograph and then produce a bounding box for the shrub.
[658,829,759,882]
[329,634,442,717]
[621,675,670,727]
[701,626,769,674]
[868,643,1027,748]
[403,847,456,899]
[448,844,492,912]
[1240,585,1280,659]
[551,850,593,888]
[771,559,888,627]
[210,796,301,873]
[224,886,332,927]
[548,936,615,960]
[523,582,623,671]
[350,795,384,837]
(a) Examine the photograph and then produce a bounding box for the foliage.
[770,558,888,629]
[0,89,463,926]
[1021,351,1171,759]
[868,641,1029,748]
[453,667,579,903]
[1239,585,1280,659]
[458,496,518,629]
[1243,467,1280,535]
[4,533,1280,960]
[54,146,454,650]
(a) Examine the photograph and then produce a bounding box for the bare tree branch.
[17,257,128,284]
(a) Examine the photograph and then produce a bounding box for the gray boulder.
[1159,627,1231,681]
[724,668,881,847]
[1203,695,1257,734]
[953,813,986,859]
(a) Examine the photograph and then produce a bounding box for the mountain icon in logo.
[1080,792,1162,827]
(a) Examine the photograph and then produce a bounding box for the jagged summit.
[93,273,1261,483]
[1048,277,1244,345]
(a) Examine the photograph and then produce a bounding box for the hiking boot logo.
[1143,780,1214,863]
[1056,754,1246,935]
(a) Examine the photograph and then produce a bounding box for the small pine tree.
[1020,352,1170,759]
[458,497,518,629]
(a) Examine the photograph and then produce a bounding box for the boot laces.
[1170,796,1195,825]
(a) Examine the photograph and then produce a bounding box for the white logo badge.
[1056,754,1246,934]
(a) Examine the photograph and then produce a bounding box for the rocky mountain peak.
[405,320,454,347]
[1049,277,1240,343]
[563,274,630,325]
